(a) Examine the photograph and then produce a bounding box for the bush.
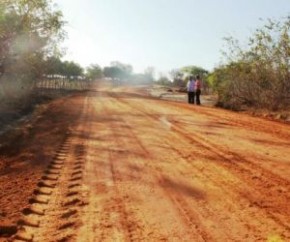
[211,16,290,111]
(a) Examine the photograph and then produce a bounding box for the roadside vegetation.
[1,0,65,100]
[157,16,290,114]
[209,16,290,111]
[0,0,94,131]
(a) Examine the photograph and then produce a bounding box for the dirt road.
[1,85,290,242]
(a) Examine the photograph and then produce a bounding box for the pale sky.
[57,0,290,74]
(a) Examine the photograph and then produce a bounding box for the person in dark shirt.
[195,75,202,105]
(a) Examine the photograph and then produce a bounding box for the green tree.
[86,64,102,80]
[0,0,65,79]
[169,69,184,86]
[0,0,65,102]
[156,75,172,86]
[214,15,290,110]
[103,66,122,79]
[103,61,133,81]
[44,57,84,78]
[62,61,83,78]
[44,56,63,75]
[181,65,209,78]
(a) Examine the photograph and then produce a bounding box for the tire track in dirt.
[76,93,209,241]
[74,95,108,242]
[14,139,81,241]
[111,91,290,241]
[116,92,290,192]
[169,124,290,233]
[149,98,290,141]
[13,98,90,242]
[157,110,290,236]
[106,95,213,241]
[0,94,86,241]
[117,123,211,241]
[99,97,148,242]
[160,136,290,241]
[109,97,258,241]
[139,98,290,221]
[113,95,276,241]
[108,90,290,140]
[75,94,147,242]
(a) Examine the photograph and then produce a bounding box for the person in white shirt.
[186,76,195,104]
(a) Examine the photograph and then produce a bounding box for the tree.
[1,0,65,74]
[103,66,122,79]
[156,75,172,86]
[86,64,102,80]
[110,61,133,74]
[181,65,209,78]
[44,56,63,75]
[44,57,84,78]
[143,66,155,82]
[169,69,184,86]
[0,0,66,102]
[103,61,133,81]
[213,15,290,110]
[62,61,83,78]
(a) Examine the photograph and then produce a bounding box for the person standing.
[195,75,202,105]
[186,76,195,104]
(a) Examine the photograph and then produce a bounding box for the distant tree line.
[155,66,210,94]
[1,0,288,111]
[83,61,154,85]
[0,0,211,101]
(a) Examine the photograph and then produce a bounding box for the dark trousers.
[188,92,195,104]
[195,89,201,105]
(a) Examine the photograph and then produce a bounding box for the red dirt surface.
[1,85,290,241]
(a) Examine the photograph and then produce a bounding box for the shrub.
[212,16,290,111]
